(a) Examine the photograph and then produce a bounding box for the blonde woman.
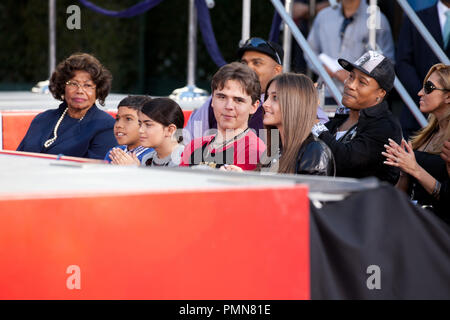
[383,64,450,222]
[224,73,335,175]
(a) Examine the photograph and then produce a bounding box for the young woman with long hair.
[224,72,335,175]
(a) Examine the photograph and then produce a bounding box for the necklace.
[44,108,68,148]
[208,128,249,151]
[202,128,249,164]
[43,108,85,148]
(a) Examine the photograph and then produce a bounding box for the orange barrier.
[0,186,309,299]
[0,110,193,151]
[1,111,37,151]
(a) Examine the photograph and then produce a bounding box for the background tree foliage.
[0,0,274,95]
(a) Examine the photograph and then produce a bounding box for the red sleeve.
[179,136,211,166]
[233,132,266,171]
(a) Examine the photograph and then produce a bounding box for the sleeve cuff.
[311,122,329,138]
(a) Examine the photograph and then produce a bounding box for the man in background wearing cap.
[184,37,329,144]
[311,51,403,184]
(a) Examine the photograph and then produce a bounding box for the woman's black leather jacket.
[295,133,336,176]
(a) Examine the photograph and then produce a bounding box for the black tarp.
[310,184,450,299]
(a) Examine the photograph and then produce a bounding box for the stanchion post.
[187,0,197,87]
[368,0,378,51]
[241,0,251,46]
[49,0,56,78]
[282,0,293,72]
[169,0,209,108]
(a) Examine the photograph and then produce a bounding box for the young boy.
[180,62,266,170]
[105,95,154,164]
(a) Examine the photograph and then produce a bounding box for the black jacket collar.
[360,101,389,119]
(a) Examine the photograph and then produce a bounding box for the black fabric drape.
[310,184,450,299]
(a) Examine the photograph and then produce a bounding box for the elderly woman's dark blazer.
[17,102,117,159]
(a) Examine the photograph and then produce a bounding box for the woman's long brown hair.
[263,73,318,174]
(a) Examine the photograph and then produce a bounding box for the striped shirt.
[104,145,154,165]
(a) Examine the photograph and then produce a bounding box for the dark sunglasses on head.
[424,80,448,94]
[241,37,282,65]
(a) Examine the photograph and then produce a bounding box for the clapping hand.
[109,148,140,165]
[382,138,420,177]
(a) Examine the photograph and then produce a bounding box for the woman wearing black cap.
[311,50,403,184]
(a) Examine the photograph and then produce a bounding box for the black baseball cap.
[338,51,395,92]
[237,37,284,65]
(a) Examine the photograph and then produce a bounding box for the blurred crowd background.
[0,0,436,96]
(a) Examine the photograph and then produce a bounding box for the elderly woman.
[17,53,117,159]
[310,51,403,184]
[383,64,449,223]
